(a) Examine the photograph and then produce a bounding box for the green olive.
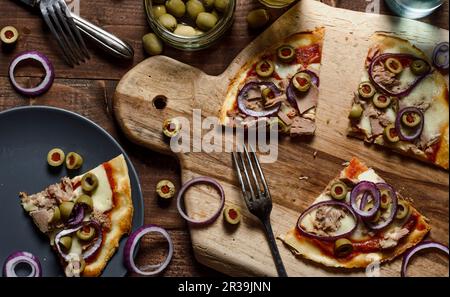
[65,152,83,170]
[196,12,218,31]
[59,201,75,221]
[76,194,93,210]
[269,118,289,134]
[358,81,376,99]
[384,124,400,143]
[246,9,270,29]
[371,210,382,223]
[214,0,229,13]
[410,59,430,76]
[334,238,353,258]
[348,103,363,119]
[385,57,403,74]
[174,24,197,36]
[401,111,421,128]
[261,87,275,101]
[396,200,410,220]
[293,72,311,92]
[143,33,164,56]
[380,189,392,209]
[156,179,176,199]
[47,148,65,167]
[59,236,72,251]
[158,14,178,31]
[255,60,274,78]
[277,45,295,63]
[152,5,167,19]
[330,180,348,200]
[223,206,241,225]
[372,93,391,109]
[162,118,181,137]
[50,206,61,223]
[165,0,186,18]
[76,225,96,241]
[202,0,215,10]
[186,0,205,21]
[81,173,99,193]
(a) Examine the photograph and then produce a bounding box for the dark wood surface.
[0,0,448,276]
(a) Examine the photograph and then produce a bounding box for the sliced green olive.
[277,45,295,63]
[334,238,353,258]
[410,59,430,76]
[358,81,376,99]
[162,118,181,138]
[373,93,391,109]
[370,210,382,223]
[165,0,186,18]
[246,9,270,29]
[401,111,421,128]
[76,225,96,241]
[0,26,19,45]
[330,180,348,200]
[76,194,93,210]
[223,206,241,225]
[269,117,289,134]
[152,5,167,19]
[158,14,178,31]
[293,72,311,92]
[261,87,275,102]
[81,173,99,193]
[59,236,72,251]
[142,33,163,56]
[385,57,403,74]
[380,189,392,209]
[384,124,400,143]
[156,179,176,199]
[59,201,75,221]
[47,148,65,167]
[65,152,83,170]
[396,200,410,220]
[50,206,61,223]
[214,0,229,12]
[348,103,363,119]
[255,60,274,78]
[196,12,218,31]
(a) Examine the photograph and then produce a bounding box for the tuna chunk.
[30,209,53,233]
[379,227,409,249]
[312,205,346,236]
[290,117,315,136]
[295,85,319,114]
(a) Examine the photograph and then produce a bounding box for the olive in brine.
[47,148,65,167]
[143,33,163,56]
[246,9,270,29]
[202,0,215,10]
[410,59,430,76]
[165,0,186,18]
[81,173,99,192]
[401,111,421,128]
[277,45,295,63]
[348,103,363,119]
[385,57,403,74]
[372,93,391,109]
[384,124,399,143]
[255,60,274,78]
[174,24,197,36]
[334,238,353,258]
[76,225,96,241]
[186,0,205,21]
[59,201,75,221]
[152,5,167,19]
[358,81,375,99]
[293,72,311,92]
[214,0,229,13]
[396,200,410,220]
[65,152,83,170]
[330,180,347,200]
[76,194,93,210]
[59,236,72,251]
[158,14,178,31]
[196,12,218,31]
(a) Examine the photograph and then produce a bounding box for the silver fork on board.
[232,146,288,277]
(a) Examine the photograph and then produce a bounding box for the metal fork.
[232,146,288,277]
[39,0,89,67]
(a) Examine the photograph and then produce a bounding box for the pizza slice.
[348,33,449,170]
[20,154,133,277]
[219,27,324,137]
[280,157,430,269]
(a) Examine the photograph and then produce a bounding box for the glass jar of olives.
[257,0,295,9]
[144,0,236,51]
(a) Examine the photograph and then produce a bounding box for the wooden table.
[0,0,448,276]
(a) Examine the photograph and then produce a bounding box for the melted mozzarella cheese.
[69,236,83,255]
[275,63,300,79]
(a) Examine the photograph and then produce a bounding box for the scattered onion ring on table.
[124,225,173,276]
[296,200,358,241]
[395,107,424,141]
[432,42,449,71]
[3,251,42,277]
[350,181,381,220]
[8,50,54,96]
[401,241,449,277]
[237,81,282,117]
[176,176,225,226]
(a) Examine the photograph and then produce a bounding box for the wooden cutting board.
[113,0,449,276]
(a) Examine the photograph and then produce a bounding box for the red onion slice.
[350,181,381,220]
[8,50,55,96]
[176,176,225,226]
[365,183,398,230]
[401,241,449,277]
[286,70,319,110]
[124,225,173,276]
[3,251,42,277]
[433,42,449,71]
[296,200,358,241]
[395,107,424,141]
[67,203,85,227]
[237,81,282,117]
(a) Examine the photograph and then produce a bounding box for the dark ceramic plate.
[0,106,144,277]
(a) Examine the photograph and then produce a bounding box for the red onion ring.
[368,53,430,98]
[350,181,380,220]
[237,81,282,117]
[395,107,424,141]
[8,50,55,96]
[365,183,398,230]
[124,225,173,276]
[433,42,449,71]
[176,176,225,226]
[296,200,358,241]
[286,70,319,110]
[401,241,449,277]
[3,251,42,277]
[67,203,85,227]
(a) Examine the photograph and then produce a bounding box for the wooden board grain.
[114,0,449,276]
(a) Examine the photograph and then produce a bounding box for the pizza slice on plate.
[219,27,324,137]
[280,157,430,268]
[20,154,133,277]
[348,33,449,170]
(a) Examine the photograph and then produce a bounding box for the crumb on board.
[342,161,350,166]
[313,151,318,158]
[326,119,330,124]
[299,176,309,181]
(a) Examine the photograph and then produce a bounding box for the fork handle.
[72,14,134,60]
[261,218,288,277]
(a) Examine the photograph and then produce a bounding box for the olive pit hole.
[153,95,167,110]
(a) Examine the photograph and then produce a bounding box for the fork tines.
[40,0,89,67]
